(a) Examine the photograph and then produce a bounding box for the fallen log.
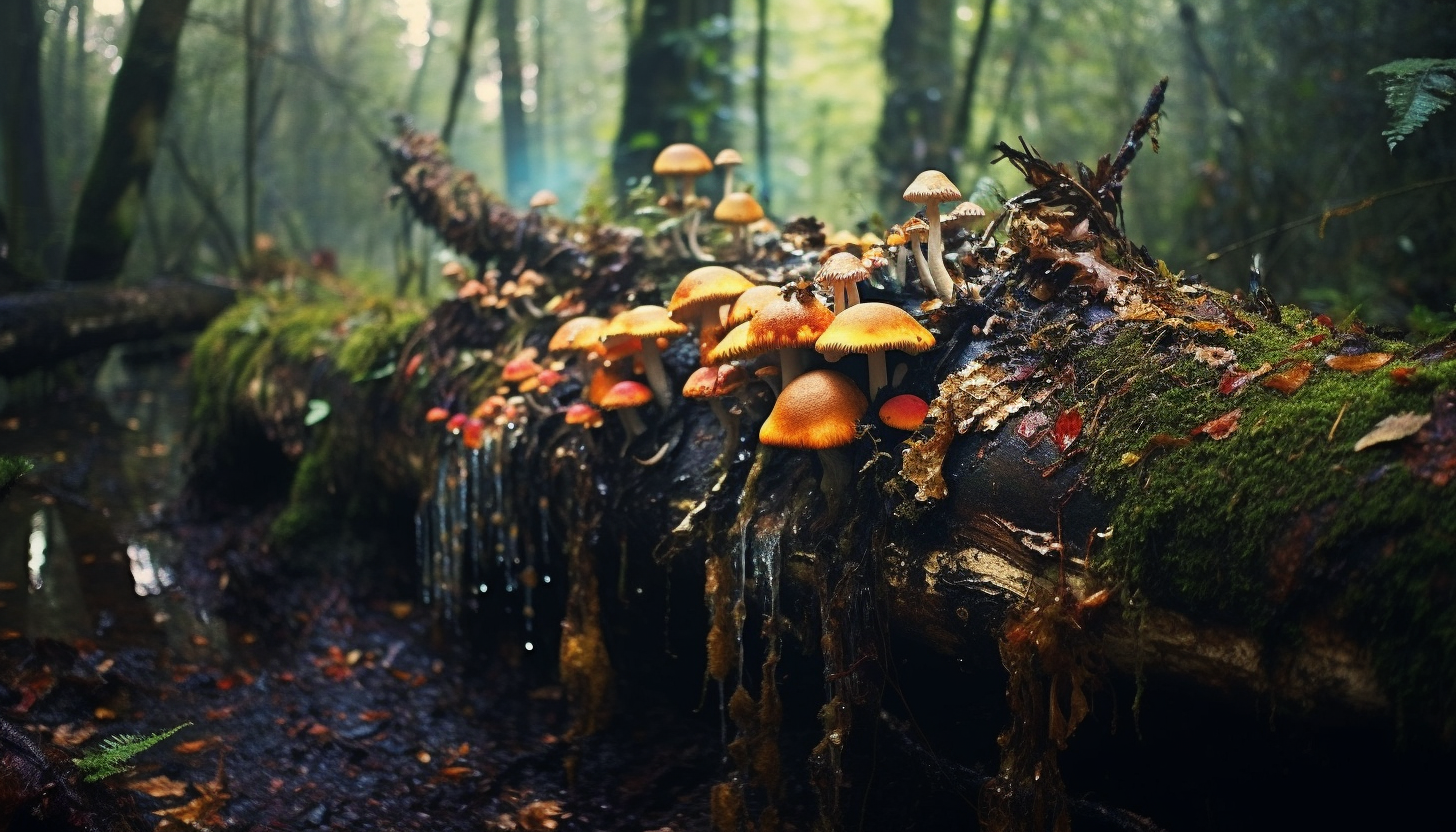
[0,278,236,377]
[187,107,1456,828]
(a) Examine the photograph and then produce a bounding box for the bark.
[64,0,194,283]
[496,0,533,206]
[612,0,735,190]
[441,0,485,146]
[0,0,62,283]
[0,279,236,377]
[874,0,957,211]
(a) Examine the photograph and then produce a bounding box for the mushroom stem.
[894,245,908,285]
[816,448,853,515]
[682,176,713,262]
[925,204,955,303]
[867,350,888,400]
[909,240,937,300]
[831,283,847,313]
[638,340,675,408]
[845,282,861,308]
[778,348,806,387]
[617,406,646,442]
[709,399,740,461]
[722,167,735,198]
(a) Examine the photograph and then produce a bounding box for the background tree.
[874,0,957,214]
[1,0,62,283]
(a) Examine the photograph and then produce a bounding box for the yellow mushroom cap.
[549,316,607,352]
[879,394,929,431]
[668,266,755,323]
[759,370,867,449]
[885,226,908,247]
[901,216,929,241]
[529,189,559,208]
[705,322,755,364]
[903,170,962,205]
[653,143,713,177]
[714,148,744,167]
[725,284,782,328]
[816,251,871,288]
[602,305,689,340]
[713,192,765,225]
[815,302,935,361]
[746,288,836,353]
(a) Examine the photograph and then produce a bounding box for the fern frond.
[1369,58,1456,150]
[73,722,192,782]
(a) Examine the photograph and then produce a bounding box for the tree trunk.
[441,0,485,147]
[948,0,996,168]
[978,0,1041,156]
[612,0,735,191]
[874,0,957,212]
[753,0,770,207]
[63,0,193,284]
[0,279,235,377]
[497,0,533,206]
[1,0,62,283]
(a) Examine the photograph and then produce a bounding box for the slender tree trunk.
[73,0,89,158]
[1,0,62,283]
[64,0,194,283]
[498,0,533,205]
[405,1,437,117]
[243,0,259,265]
[874,0,957,212]
[612,0,735,190]
[441,0,485,146]
[753,0,770,206]
[948,0,996,168]
[978,0,1041,154]
[46,2,73,210]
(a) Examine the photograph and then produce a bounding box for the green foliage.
[72,723,191,782]
[1369,58,1456,150]
[0,455,34,493]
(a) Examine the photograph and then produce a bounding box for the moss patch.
[1076,306,1456,727]
[0,454,33,499]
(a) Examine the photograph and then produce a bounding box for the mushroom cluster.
[651,143,766,264]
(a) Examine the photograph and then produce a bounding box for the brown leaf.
[174,738,214,755]
[1218,363,1272,395]
[518,800,563,832]
[1324,352,1394,373]
[1354,412,1431,452]
[129,775,189,799]
[1262,360,1313,395]
[1191,408,1242,440]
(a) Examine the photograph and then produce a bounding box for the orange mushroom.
[668,266,755,361]
[816,302,936,399]
[759,369,867,507]
[601,305,688,407]
[600,379,655,441]
[879,394,929,431]
[744,282,835,385]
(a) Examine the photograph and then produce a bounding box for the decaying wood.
[0,279,236,377]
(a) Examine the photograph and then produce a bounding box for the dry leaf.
[1325,352,1394,373]
[1262,360,1313,395]
[1191,408,1242,440]
[1218,363,1272,395]
[1354,412,1431,452]
[51,723,99,748]
[518,800,563,832]
[1192,345,1237,368]
[130,775,189,799]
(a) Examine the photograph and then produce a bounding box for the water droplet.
[524,641,534,651]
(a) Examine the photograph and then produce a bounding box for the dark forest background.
[2,0,1454,329]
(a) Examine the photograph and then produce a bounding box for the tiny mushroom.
[714,148,744,197]
[744,282,836,386]
[564,402,604,429]
[668,265,756,347]
[549,316,608,355]
[425,406,450,423]
[758,369,868,508]
[653,143,716,261]
[815,302,935,400]
[601,305,688,407]
[885,225,909,283]
[528,189,559,210]
[902,170,962,303]
[900,216,938,300]
[683,364,748,460]
[600,379,655,442]
[713,192,765,259]
[879,394,929,431]
[817,250,871,311]
[446,412,468,433]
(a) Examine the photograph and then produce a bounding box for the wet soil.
[0,347,729,831]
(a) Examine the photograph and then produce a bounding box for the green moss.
[1076,308,1456,726]
[0,455,33,496]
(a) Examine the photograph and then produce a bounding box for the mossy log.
[0,278,236,377]
[188,120,1455,826]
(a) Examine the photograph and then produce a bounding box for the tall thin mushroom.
[903,170,962,303]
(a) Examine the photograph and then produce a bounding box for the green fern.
[72,723,192,782]
[1369,58,1456,150]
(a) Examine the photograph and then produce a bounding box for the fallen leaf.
[1051,408,1083,453]
[1262,360,1313,395]
[174,738,213,755]
[1354,412,1431,452]
[51,723,99,748]
[1191,408,1242,440]
[518,800,564,832]
[1286,333,1327,351]
[1325,352,1393,373]
[129,775,188,798]
[1016,411,1051,443]
[1389,366,1419,386]
[1218,363,1272,395]
[439,766,476,779]
[1191,345,1237,368]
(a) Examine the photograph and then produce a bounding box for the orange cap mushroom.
[816,302,935,399]
[879,394,929,431]
[602,305,688,407]
[817,251,871,311]
[600,379,655,440]
[745,283,835,385]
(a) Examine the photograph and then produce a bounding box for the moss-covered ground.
[1075,303,1456,728]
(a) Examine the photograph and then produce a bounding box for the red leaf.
[1190,408,1242,440]
[1389,366,1419,386]
[1218,363,1272,395]
[1286,333,1326,352]
[1016,411,1050,443]
[1052,408,1083,453]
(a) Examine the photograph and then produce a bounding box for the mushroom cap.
[817,251,871,287]
[425,406,450,423]
[502,354,544,382]
[714,148,744,167]
[600,379,655,411]
[683,364,747,399]
[529,189,559,208]
[725,284,782,328]
[563,402,603,427]
[446,412,468,432]
[903,170,962,205]
[587,366,627,405]
[653,143,713,177]
[942,201,986,225]
[668,266,756,323]
[901,215,929,241]
[441,261,467,281]
[879,394,929,430]
[815,302,936,361]
[706,322,755,364]
[860,232,885,247]
[885,226,908,247]
[713,192,765,225]
[746,287,836,353]
[602,305,689,340]
[549,316,608,352]
[824,229,862,248]
[759,369,867,449]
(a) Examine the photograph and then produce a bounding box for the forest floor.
[0,347,731,831]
